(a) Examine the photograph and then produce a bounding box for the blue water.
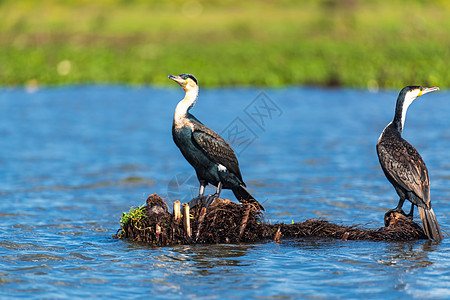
[1,86,449,299]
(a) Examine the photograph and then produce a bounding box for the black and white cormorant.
[377,86,442,241]
[168,74,264,211]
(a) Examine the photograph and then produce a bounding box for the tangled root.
[115,194,427,246]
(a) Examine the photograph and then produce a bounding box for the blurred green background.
[1,0,449,88]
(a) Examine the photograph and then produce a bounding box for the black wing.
[191,124,243,181]
[377,141,430,204]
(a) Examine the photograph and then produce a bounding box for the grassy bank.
[1,0,449,88]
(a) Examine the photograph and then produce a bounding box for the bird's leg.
[203,182,223,208]
[406,202,414,219]
[188,181,208,208]
[199,181,206,197]
[384,197,408,226]
[387,197,407,216]
[214,182,223,198]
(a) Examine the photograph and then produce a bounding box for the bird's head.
[393,85,440,132]
[168,74,198,92]
[399,86,440,104]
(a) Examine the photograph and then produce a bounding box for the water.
[1,86,449,299]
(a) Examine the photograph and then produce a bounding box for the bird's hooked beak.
[168,74,187,88]
[419,86,440,97]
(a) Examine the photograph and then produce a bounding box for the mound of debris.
[115,194,427,246]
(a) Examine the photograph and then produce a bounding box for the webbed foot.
[188,193,220,209]
[387,207,407,216]
[188,196,205,209]
[202,193,220,209]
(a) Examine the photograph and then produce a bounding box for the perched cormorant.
[168,74,264,210]
[377,86,442,241]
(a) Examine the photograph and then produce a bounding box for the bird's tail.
[232,185,265,211]
[418,206,443,241]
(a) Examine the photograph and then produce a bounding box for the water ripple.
[1,87,450,299]
[7,254,66,262]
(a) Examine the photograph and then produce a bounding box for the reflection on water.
[381,240,440,268]
[171,244,255,270]
[0,86,449,298]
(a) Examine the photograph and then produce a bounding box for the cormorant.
[168,74,264,210]
[377,86,442,241]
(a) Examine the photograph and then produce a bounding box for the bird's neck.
[174,86,199,125]
[392,94,415,135]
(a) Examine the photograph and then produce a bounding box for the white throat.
[399,93,416,131]
[173,86,199,126]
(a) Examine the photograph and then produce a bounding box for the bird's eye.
[184,76,188,80]
[420,87,423,91]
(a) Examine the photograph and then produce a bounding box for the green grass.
[1,0,450,88]
[115,204,148,238]
[120,205,147,227]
